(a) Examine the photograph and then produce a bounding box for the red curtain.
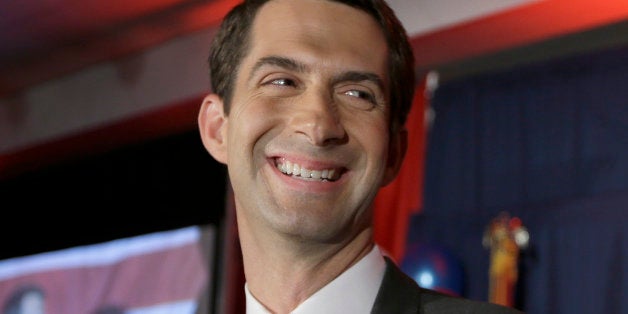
[373,78,428,263]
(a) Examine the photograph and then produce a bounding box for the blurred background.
[1,1,627,313]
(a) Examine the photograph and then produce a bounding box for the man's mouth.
[275,159,341,182]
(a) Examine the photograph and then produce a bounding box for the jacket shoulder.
[372,256,525,314]
[421,288,525,314]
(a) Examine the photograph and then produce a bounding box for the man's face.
[211,0,404,241]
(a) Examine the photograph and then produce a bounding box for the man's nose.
[289,89,347,146]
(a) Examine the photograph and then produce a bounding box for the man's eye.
[345,89,375,103]
[267,78,295,87]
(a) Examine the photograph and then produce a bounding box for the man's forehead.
[238,0,389,88]
[247,0,387,62]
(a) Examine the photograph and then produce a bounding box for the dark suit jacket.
[371,257,525,314]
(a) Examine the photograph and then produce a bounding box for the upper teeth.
[277,160,337,181]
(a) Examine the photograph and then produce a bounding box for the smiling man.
[198,0,524,313]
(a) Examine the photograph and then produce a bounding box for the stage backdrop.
[0,226,214,314]
[408,42,628,314]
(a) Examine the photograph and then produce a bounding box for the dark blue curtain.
[406,44,628,313]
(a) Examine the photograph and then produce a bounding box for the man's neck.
[238,219,374,313]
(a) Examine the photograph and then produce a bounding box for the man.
[198,0,524,313]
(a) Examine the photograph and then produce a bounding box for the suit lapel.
[371,256,423,314]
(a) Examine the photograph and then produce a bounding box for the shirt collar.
[245,245,386,314]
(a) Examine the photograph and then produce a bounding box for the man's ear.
[382,127,408,187]
[198,94,228,164]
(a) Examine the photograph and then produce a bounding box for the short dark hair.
[208,0,416,132]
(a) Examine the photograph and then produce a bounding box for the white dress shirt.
[245,245,387,314]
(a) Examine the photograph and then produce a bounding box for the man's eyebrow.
[249,56,384,91]
[249,56,307,81]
